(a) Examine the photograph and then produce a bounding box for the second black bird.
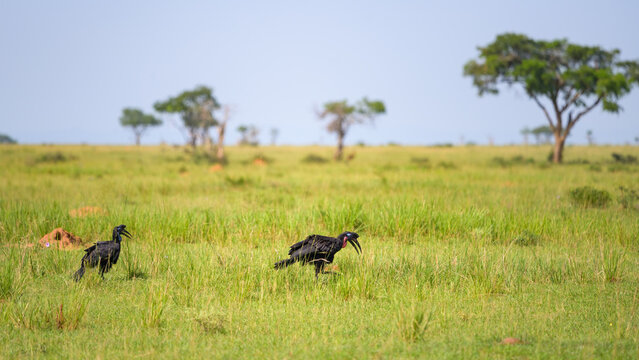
[73,224,131,281]
[274,231,361,278]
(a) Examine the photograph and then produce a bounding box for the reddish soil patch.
[209,164,224,172]
[69,206,107,218]
[38,228,84,250]
[500,337,525,345]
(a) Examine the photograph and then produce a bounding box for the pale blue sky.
[1,1,638,145]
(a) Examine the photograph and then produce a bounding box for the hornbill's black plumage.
[73,225,131,281]
[274,231,361,278]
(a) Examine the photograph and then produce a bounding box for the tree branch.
[531,95,556,131]
[565,96,603,134]
[559,90,582,113]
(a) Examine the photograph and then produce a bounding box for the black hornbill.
[274,231,361,278]
[73,225,132,281]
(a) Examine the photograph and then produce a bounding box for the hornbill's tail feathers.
[274,258,297,269]
[73,265,85,281]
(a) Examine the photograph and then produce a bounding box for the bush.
[618,186,639,210]
[437,161,457,169]
[35,152,71,163]
[301,154,329,164]
[410,157,430,168]
[611,153,638,164]
[491,155,534,167]
[512,230,540,246]
[569,186,611,208]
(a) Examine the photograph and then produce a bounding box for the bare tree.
[270,128,279,145]
[520,127,531,145]
[586,130,595,145]
[216,105,232,162]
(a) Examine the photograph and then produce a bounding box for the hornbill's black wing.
[83,244,97,254]
[95,242,119,259]
[83,241,119,264]
[288,235,339,261]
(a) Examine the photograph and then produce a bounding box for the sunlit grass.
[0,144,638,358]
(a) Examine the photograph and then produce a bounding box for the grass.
[0,144,638,358]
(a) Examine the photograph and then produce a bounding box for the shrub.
[491,155,534,167]
[569,186,611,208]
[437,161,457,169]
[512,231,540,246]
[35,152,72,163]
[588,164,602,172]
[301,154,328,164]
[410,157,430,168]
[611,153,638,164]
[618,186,639,210]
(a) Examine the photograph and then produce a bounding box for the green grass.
[1,144,638,358]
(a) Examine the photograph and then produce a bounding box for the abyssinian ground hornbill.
[73,225,131,281]
[274,232,361,278]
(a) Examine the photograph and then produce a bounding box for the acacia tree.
[464,33,639,163]
[270,128,279,145]
[119,108,162,145]
[154,86,220,149]
[318,98,386,160]
[531,125,553,144]
[520,127,531,145]
[236,125,249,145]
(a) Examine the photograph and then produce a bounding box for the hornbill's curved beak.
[347,237,362,255]
[121,229,132,238]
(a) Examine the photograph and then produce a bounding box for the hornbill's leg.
[314,262,325,279]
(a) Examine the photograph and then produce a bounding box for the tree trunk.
[188,128,198,149]
[134,133,141,146]
[552,133,565,163]
[217,122,226,161]
[334,130,344,161]
[202,129,213,152]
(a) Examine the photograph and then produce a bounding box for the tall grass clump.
[123,243,148,280]
[142,284,169,328]
[618,186,639,210]
[9,296,88,330]
[601,247,625,283]
[0,251,26,300]
[569,186,611,208]
[396,306,433,342]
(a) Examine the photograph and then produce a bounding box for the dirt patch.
[69,206,107,218]
[209,164,224,172]
[500,337,525,345]
[38,228,84,250]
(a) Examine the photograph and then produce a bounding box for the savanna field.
[1,144,638,359]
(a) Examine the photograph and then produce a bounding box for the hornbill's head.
[112,224,132,241]
[338,231,361,254]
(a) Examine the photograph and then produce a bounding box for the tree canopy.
[0,133,17,144]
[119,108,162,145]
[154,86,220,148]
[464,33,639,162]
